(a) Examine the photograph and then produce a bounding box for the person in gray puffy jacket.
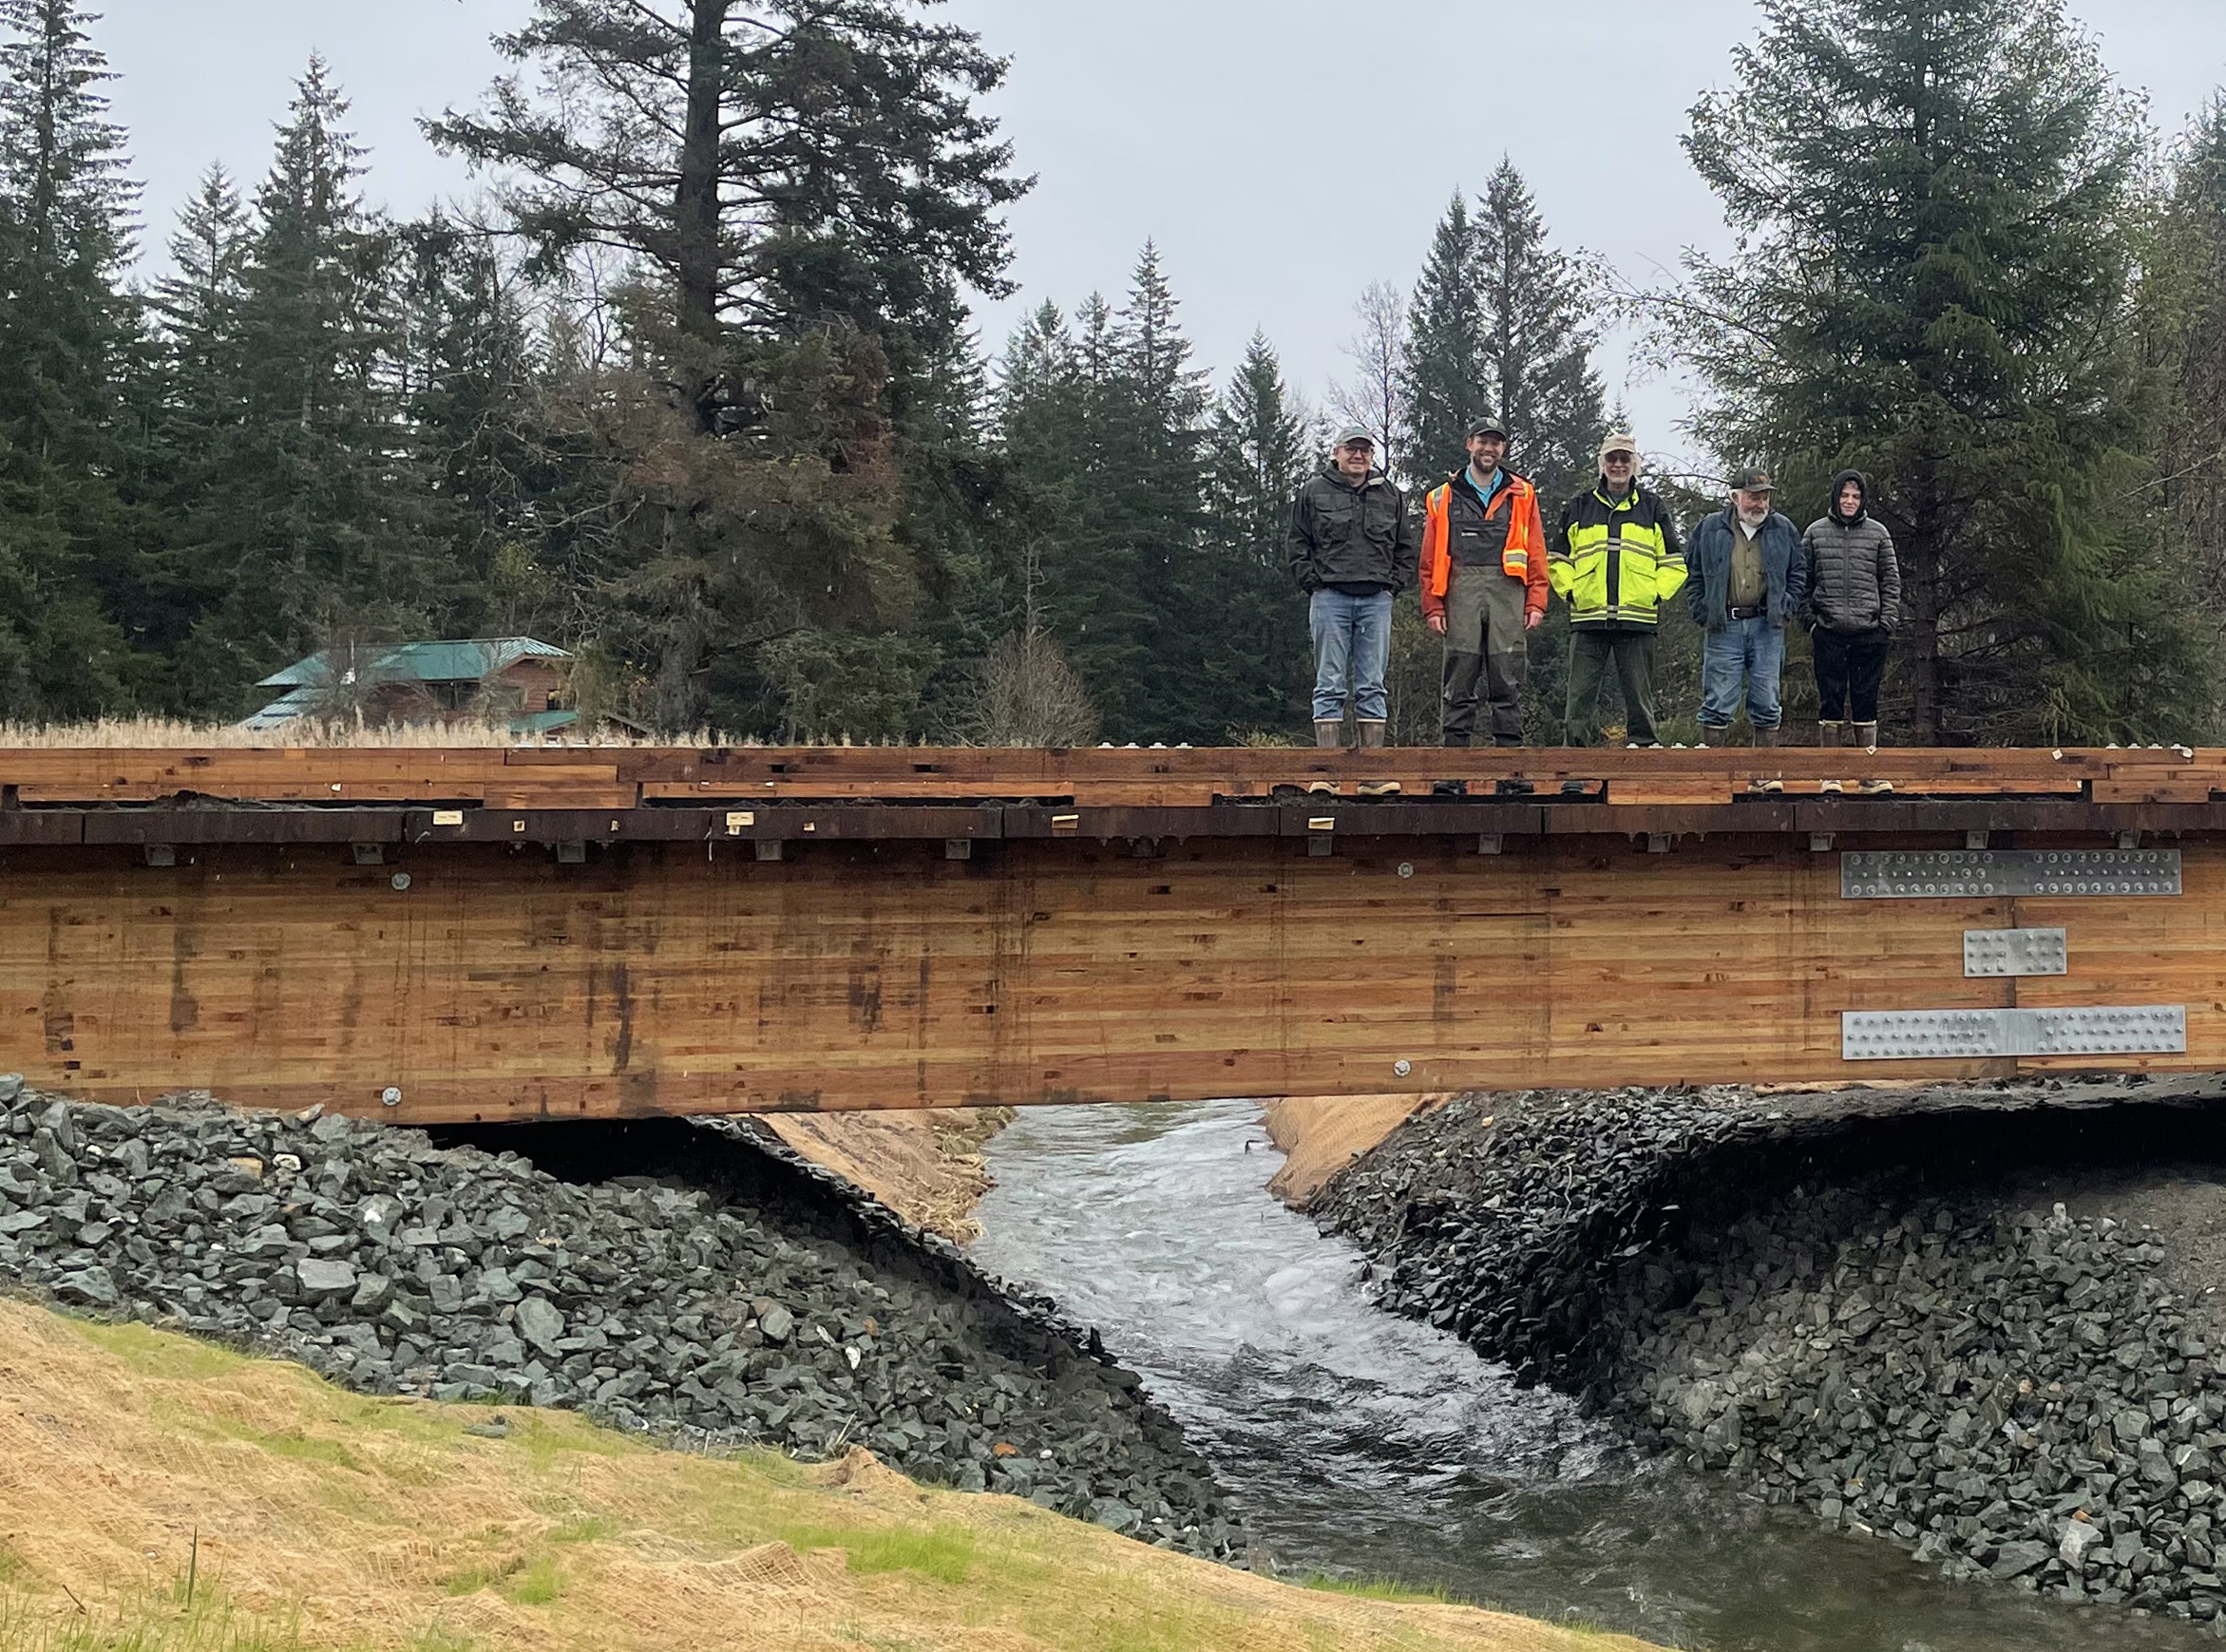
[1802,470,1899,758]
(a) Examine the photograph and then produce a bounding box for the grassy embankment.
[0,1300,1659,1652]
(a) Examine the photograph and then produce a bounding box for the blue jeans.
[1310,588,1392,722]
[1699,616,1785,731]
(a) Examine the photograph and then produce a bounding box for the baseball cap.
[1468,414,1510,440]
[1598,431,1640,463]
[1732,465,1774,492]
[1334,425,1377,447]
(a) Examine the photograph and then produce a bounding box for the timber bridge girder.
[3,743,2223,1122]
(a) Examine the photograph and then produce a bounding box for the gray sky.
[103,0,2226,465]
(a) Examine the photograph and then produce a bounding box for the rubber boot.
[1357,721,1386,749]
[1750,725,1784,793]
[1857,723,1893,793]
[1817,721,1844,791]
[1313,719,1342,750]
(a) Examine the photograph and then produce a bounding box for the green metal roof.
[258,638,570,691]
[508,710,581,734]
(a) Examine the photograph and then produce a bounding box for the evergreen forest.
[3,0,2225,747]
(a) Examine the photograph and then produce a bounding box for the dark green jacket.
[1288,465,1416,595]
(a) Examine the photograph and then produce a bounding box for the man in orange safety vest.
[1419,414,1549,753]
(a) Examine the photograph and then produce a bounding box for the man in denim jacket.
[1685,465,1809,778]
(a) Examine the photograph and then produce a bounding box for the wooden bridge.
[3,743,2223,1124]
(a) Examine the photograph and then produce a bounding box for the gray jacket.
[1802,475,1900,635]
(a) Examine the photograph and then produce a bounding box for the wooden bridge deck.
[3,744,2223,1123]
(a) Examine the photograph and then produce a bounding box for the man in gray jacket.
[1802,469,1899,769]
[1289,427,1417,749]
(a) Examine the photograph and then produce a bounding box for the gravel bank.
[1318,1078,2226,1629]
[0,1077,1241,1561]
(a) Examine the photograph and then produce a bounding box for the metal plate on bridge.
[1841,849,2180,900]
[1964,928,2069,978]
[1841,1005,2187,1061]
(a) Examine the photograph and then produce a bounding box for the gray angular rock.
[514,1296,564,1355]
[2063,1521,2105,1566]
[296,1258,358,1298]
[1089,1497,1141,1534]
[53,1266,116,1307]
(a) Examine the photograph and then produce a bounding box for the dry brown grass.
[0,718,937,750]
[0,1300,1662,1652]
[761,1109,1016,1243]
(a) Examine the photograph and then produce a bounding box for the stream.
[970,1099,2212,1652]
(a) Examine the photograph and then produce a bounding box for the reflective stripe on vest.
[1424,475,1537,600]
[1554,489,1679,625]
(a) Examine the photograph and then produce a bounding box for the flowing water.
[972,1100,2211,1652]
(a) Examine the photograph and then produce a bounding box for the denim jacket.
[1685,508,1810,631]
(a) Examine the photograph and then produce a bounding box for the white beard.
[1737,510,1768,530]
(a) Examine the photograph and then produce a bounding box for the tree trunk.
[674,0,732,408]
[1906,522,1943,743]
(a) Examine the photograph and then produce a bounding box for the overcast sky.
[101,0,2226,464]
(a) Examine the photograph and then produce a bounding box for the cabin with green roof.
[242,638,578,734]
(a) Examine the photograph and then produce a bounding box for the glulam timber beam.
[2,745,2223,1122]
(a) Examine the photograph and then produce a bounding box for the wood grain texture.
[3,743,2220,809]
[6,829,2220,1122]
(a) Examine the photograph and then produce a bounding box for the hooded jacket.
[1288,463,1417,595]
[1802,469,1901,636]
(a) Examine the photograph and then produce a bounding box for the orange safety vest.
[1421,471,1547,615]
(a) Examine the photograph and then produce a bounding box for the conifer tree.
[428,2,1028,736]
[428,0,1026,412]
[132,165,252,672]
[1474,161,1606,508]
[159,60,454,712]
[1396,193,1484,486]
[1397,173,1602,503]
[1198,332,1311,737]
[392,215,569,641]
[0,0,139,716]
[1678,0,2204,743]
[2161,97,2226,642]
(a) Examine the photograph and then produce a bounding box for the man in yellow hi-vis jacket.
[1549,432,1688,747]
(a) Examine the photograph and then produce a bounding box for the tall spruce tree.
[1679,0,2204,743]
[428,0,1026,735]
[1398,171,1602,503]
[391,216,577,642]
[0,0,139,716]
[1390,168,1606,740]
[1199,332,1310,737]
[428,0,1026,416]
[133,165,251,674]
[2161,96,2226,656]
[1396,193,1485,486]
[160,60,453,712]
[1474,161,1606,508]
[1005,251,1192,742]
